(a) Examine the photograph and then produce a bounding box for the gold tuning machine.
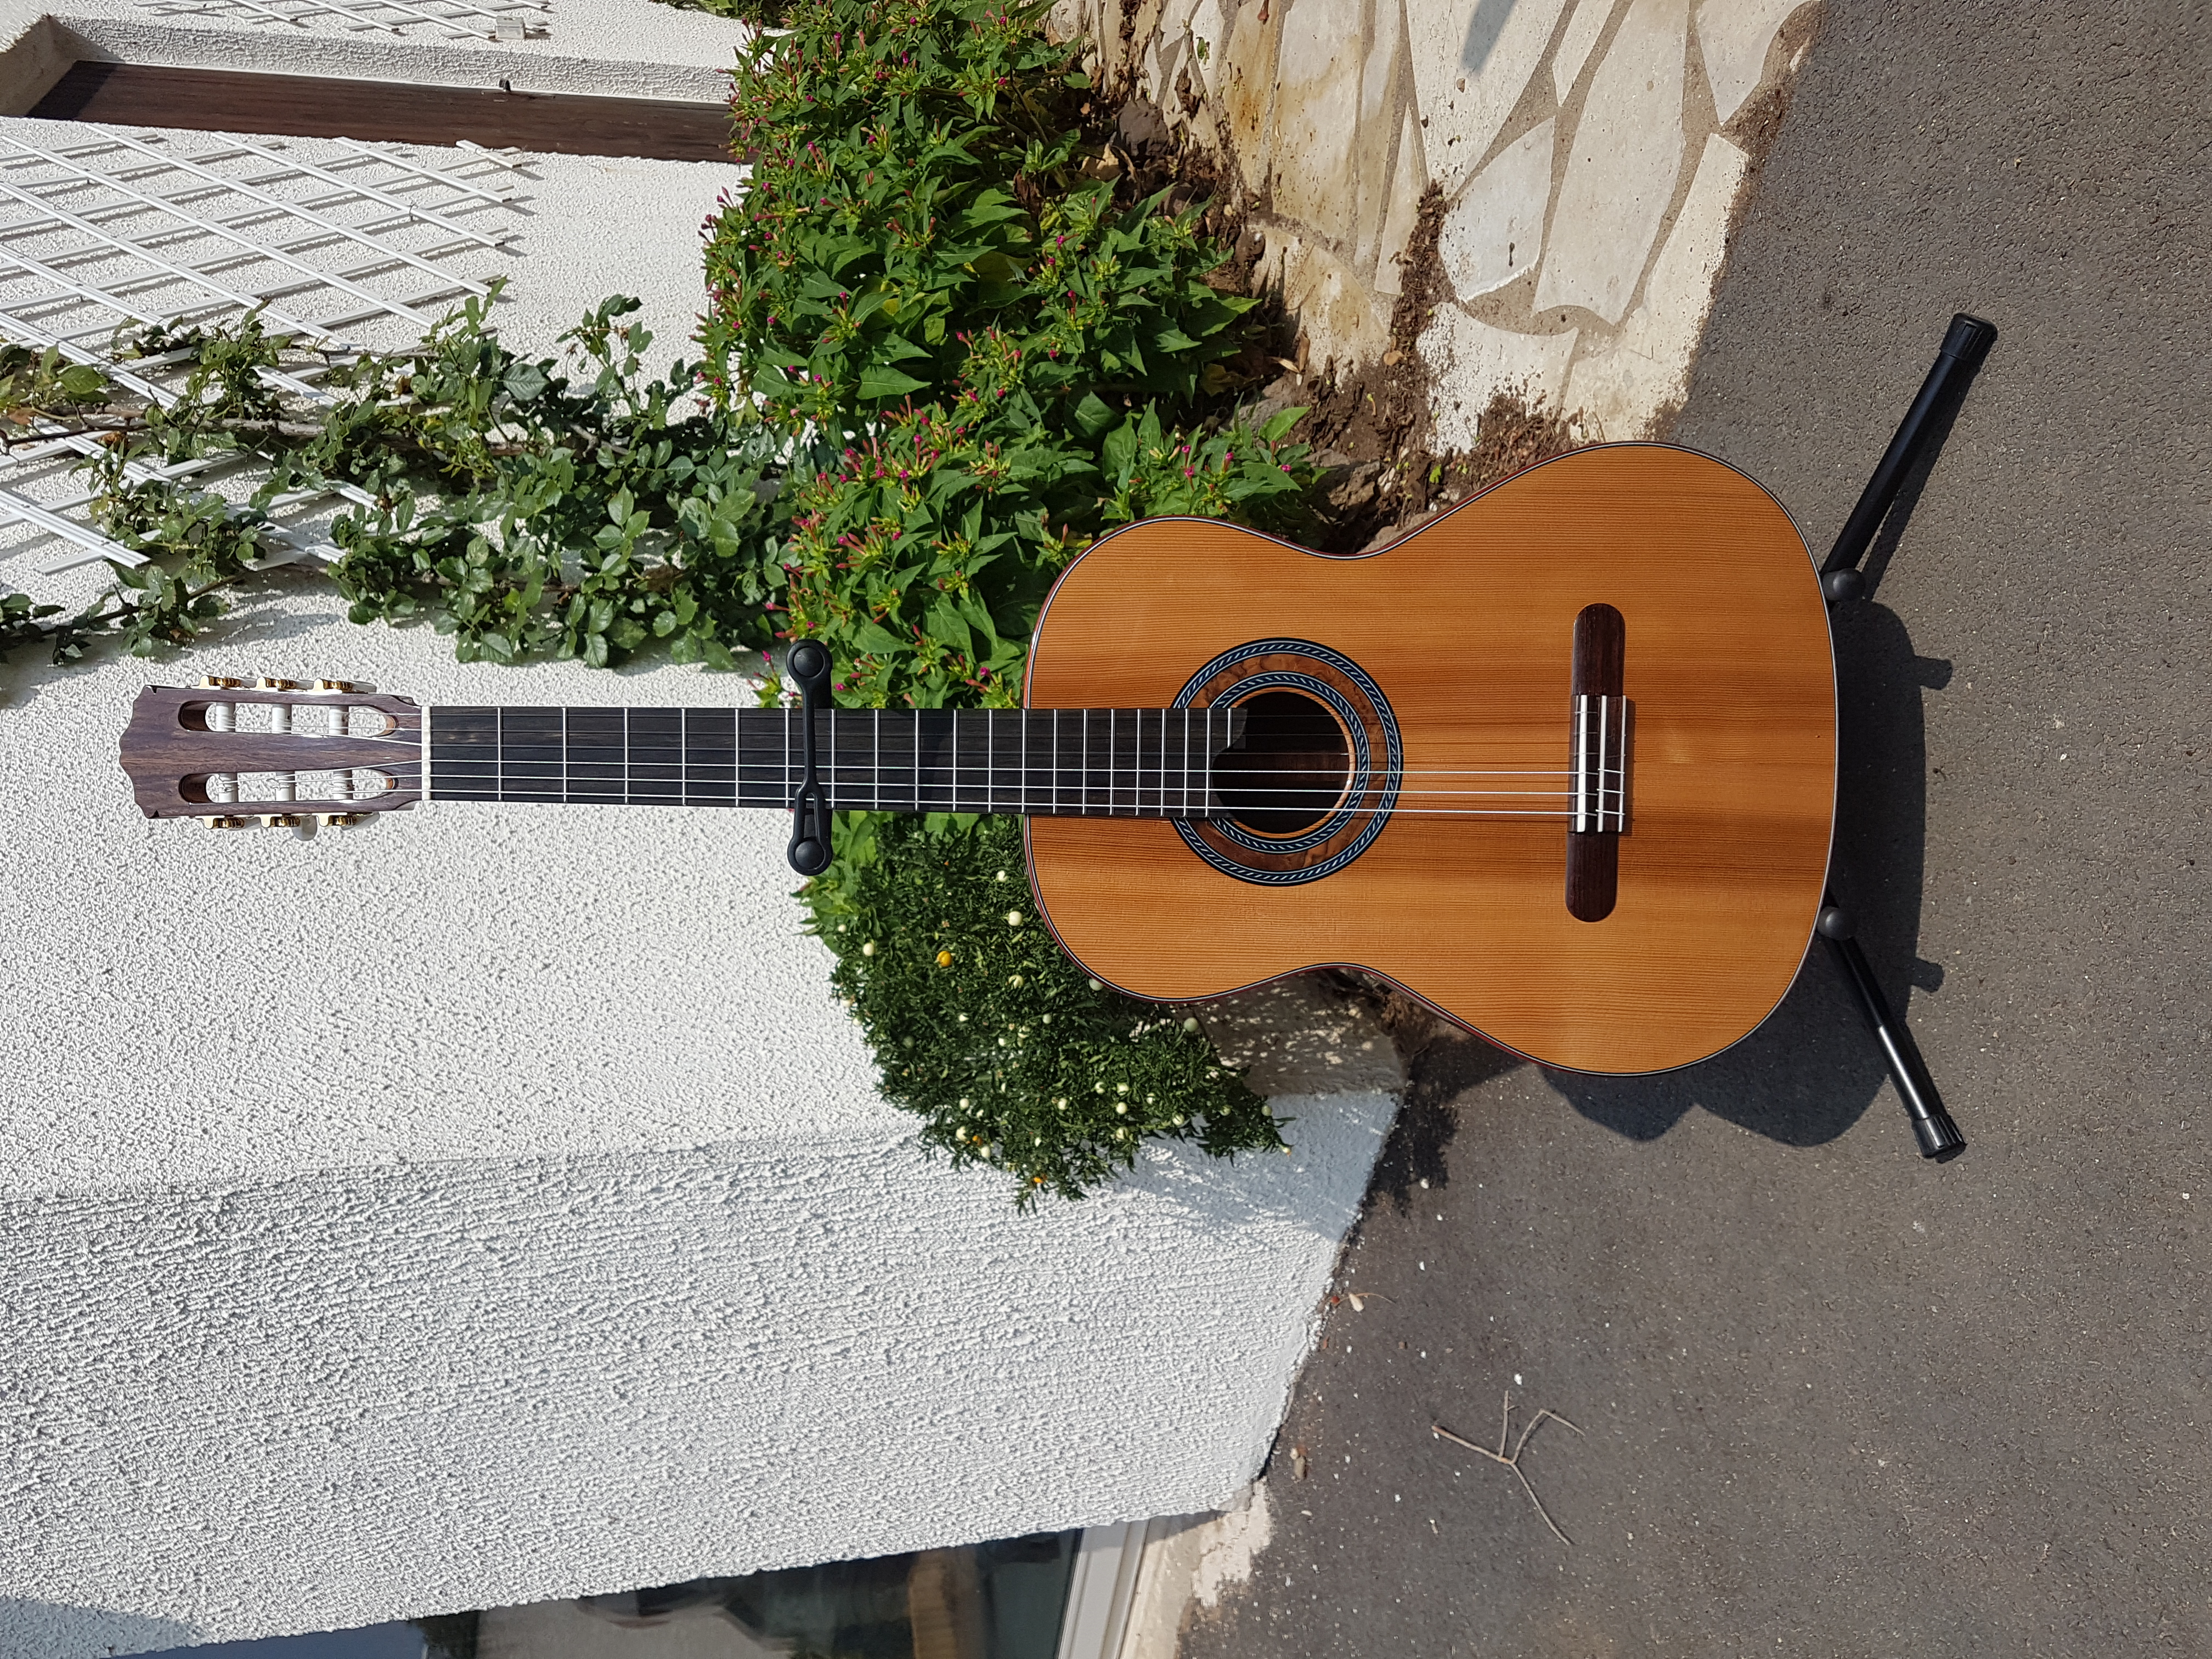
[312,679,359,693]
[198,675,244,690]
[317,812,363,828]
[200,815,251,830]
[256,676,302,691]
[259,813,304,829]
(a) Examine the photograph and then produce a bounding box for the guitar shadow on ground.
[1546,596,1951,1150]
[1369,405,1980,1204]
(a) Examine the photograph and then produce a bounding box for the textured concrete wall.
[0,1095,1391,1658]
[0,10,1397,1651]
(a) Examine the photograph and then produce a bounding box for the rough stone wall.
[1080,0,1822,439]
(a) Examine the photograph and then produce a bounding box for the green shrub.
[0,297,789,670]
[702,0,1316,711]
[813,813,1282,1205]
[693,0,1320,1201]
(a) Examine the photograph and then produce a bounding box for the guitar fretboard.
[427,706,1242,817]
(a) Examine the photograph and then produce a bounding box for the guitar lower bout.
[1020,443,1837,1075]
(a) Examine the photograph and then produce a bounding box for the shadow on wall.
[1462,0,1521,74]
[0,1598,202,1659]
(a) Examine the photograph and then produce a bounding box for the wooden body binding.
[1020,443,1837,1075]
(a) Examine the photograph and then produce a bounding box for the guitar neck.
[426,704,1242,818]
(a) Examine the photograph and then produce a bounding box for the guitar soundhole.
[1216,690,1351,836]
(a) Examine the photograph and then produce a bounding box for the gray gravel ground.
[1180,3,2210,1652]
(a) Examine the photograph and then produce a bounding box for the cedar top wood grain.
[1022,444,1838,1075]
[30,63,738,163]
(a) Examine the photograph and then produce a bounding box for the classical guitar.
[119,443,1836,1074]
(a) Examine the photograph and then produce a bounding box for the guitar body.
[1022,443,1837,1074]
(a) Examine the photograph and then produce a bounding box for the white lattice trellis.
[134,0,551,43]
[0,129,534,578]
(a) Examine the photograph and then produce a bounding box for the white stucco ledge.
[0,1090,1397,1657]
[0,0,762,110]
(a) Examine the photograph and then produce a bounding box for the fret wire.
[1108,708,1114,817]
[1139,708,1147,817]
[1141,708,1150,817]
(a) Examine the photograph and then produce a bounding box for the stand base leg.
[1818,905,1965,1160]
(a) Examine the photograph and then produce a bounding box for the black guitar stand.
[1813,313,1993,1161]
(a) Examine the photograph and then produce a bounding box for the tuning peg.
[259,814,303,829]
[256,676,302,691]
[312,679,359,694]
[198,675,244,690]
[200,815,251,830]
[317,812,363,828]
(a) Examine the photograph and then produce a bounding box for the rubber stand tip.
[1914,1107,1967,1161]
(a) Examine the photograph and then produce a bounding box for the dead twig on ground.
[1432,1391,1583,1545]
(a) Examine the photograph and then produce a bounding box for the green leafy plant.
[692,0,1322,1201]
[702,0,1316,710]
[814,812,1282,1205]
[0,295,788,671]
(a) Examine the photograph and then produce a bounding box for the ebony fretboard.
[427,705,1242,817]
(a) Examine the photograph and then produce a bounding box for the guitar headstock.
[121,677,423,827]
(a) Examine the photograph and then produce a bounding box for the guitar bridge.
[1566,604,1628,922]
